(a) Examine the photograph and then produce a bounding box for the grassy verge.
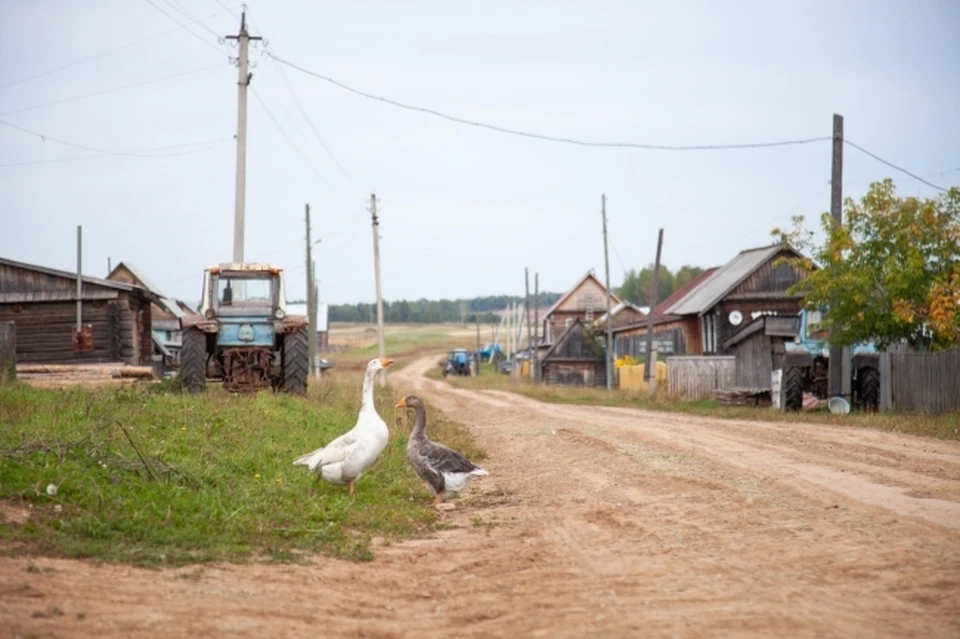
[436,367,960,441]
[0,368,483,568]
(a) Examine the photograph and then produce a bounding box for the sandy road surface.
[2,354,959,638]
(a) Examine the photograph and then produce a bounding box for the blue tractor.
[443,348,474,377]
[781,309,880,412]
[178,263,309,395]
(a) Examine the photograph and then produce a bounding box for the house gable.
[542,318,604,361]
[545,271,621,319]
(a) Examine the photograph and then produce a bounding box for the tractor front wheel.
[281,326,309,396]
[179,328,207,393]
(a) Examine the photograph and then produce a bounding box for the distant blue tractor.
[178,263,309,395]
[443,349,474,377]
[781,309,880,412]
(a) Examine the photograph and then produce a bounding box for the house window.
[774,263,793,290]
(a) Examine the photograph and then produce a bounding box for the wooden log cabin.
[542,270,622,345]
[0,257,160,365]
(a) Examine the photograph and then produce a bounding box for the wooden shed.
[723,314,800,388]
[0,257,159,365]
[539,318,607,387]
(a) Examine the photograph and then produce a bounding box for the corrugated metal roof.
[665,244,793,317]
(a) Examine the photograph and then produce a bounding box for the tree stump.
[0,321,16,384]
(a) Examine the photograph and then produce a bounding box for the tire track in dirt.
[1,354,958,638]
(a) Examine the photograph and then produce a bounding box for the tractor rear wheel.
[782,366,806,412]
[179,328,207,393]
[281,326,309,396]
[853,366,880,412]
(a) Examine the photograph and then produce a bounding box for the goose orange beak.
[394,397,407,408]
[380,357,394,367]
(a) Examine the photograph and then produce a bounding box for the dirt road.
[2,354,959,638]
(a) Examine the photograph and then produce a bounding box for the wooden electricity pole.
[644,228,664,397]
[828,113,848,398]
[370,193,387,387]
[533,272,540,383]
[601,194,613,390]
[305,204,317,378]
[225,11,261,264]
[524,268,532,378]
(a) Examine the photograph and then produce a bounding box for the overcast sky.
[2,1,958,306]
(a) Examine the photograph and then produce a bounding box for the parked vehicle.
[443,349,474,377]
[179,263,309,395]
[781,309,880,412]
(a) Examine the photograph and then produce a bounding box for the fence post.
[0,321,16,384]
[879,352,892,412]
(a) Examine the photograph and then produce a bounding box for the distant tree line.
[322,293,564,324]
[617,265,706,307]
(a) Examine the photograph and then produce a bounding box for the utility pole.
[533,272,540,384]
[601,194,613,390]
[370,193,387,387]
[524,268,532,378]
[644,229,664,397]
[76,225,82,334]
[305,204,317,378]
[828,114,847,398]
[475,318,481,376]
[225,10,261,264]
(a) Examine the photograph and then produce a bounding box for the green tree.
[618,265,675,306]
[674,265,705,291]
[772,178,960,351]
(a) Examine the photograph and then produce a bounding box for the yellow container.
[617,362,667,392]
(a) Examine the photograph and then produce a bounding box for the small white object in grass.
[551,430,557,435]
[46,484,58,496]
[54,504,62,512]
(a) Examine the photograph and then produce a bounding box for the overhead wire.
[0,140,233,167]
[267,53,832,152]
[160,0,223,38]
[0,9,233,91]
[249,87,366,207]
[252,67,365,201]
[0,119,233,158]
[0,64,223,117]
[844,140,951,192]
[141,0,230,57]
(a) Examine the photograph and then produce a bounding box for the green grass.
[438,367,960,441]
[0,369,483,568]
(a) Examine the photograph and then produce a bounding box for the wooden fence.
[882,349,960,414]
[666,356,735,400]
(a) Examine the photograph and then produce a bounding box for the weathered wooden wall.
[667,356,735,399]
[0,296,151,365]
[887,349,960,413]
[613,327,683,359]
[542,361,607,387]
[0,321,15,383]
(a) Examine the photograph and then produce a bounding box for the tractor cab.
[199,263,288,322]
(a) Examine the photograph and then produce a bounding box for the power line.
[141,0,228,57]
[0,64,223,117]
[267,53,832,152]
[249,88,366,206]
[160,0,222,38]
[0,119,233,158]
[267,53,366,193]
[253,65,364,200]
[0,9,232,91]
[0,139,233,167]
[844,140,950,192]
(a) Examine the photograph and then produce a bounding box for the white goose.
[293,357,394,495]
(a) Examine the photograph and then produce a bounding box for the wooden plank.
[0,321,15,384]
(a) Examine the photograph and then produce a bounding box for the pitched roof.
[0,257,157,298]
[107,261,184,319]
[665,243,800,317]
[652,267,719,319]
[544,270,621,318]
[593,300,646,326]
